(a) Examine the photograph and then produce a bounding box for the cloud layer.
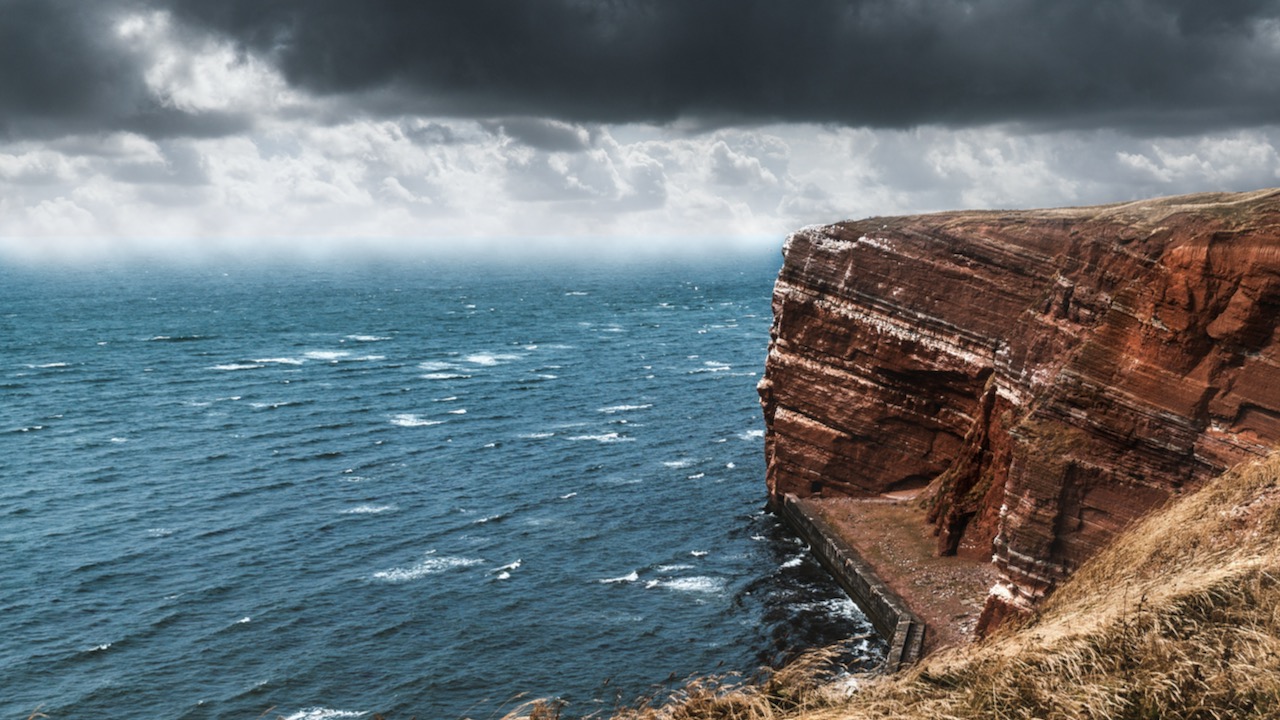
[3,1,1280,262]
[7,0,1280,140]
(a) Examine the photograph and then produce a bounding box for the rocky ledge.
[759,188,1280,633]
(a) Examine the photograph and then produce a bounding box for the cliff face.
[759,188,1280,629]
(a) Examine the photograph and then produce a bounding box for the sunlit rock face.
[759,188,1280,632]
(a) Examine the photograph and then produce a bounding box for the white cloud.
[24,197,97,238]
[1121,134,1280,188]
[4,110,1280,264]
[118,11,302,115]
[0,149,83,184]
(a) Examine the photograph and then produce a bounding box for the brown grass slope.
[605,450,1280,720]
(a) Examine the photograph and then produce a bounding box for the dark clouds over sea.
[6,0,1280,140]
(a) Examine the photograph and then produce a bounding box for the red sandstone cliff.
[759,188,1280,631]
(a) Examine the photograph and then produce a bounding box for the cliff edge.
[759,188,1280,631]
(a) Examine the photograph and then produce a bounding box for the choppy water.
[1,257,882,719]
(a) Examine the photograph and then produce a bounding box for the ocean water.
[0,257,882,719]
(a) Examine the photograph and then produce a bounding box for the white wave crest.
[567,432,634,443]
[250,401,301,410]
[304,350,350,361]
[464,353,522,366]
[373,555,483,583]
[738,429,765,440]
[254,357,306,365]
[390,414,443,427]
[210,363,264,371]
[794,597,863,621]
[600,571,639,584]
[598,404,653,414]
[646,576,726,594]
[420,373,471,380]
[280,709,368,720]
[346,335,390,342]
[663,459,694,469]
[493,560,522,573]
[341,505,396,515]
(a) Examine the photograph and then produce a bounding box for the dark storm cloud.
[0,0,249,140]
[160,0,1280,133]
[0,0,134,136]
[6,0,1280,138]
[480,118,593,152]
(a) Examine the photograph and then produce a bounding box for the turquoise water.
[0,257,881,719]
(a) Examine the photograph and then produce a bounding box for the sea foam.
[599,404,653,413]
[304,350,351,361]
[567,432,634,443]
[646,576,726,594]
[390,414,443,427]
[464,353,522,366]
[280,709,368,720]
[341,505,396,515]
[372,555,484,583]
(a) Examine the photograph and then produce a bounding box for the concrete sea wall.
[778,494,925,672]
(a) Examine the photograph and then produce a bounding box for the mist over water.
[1,257,881,719]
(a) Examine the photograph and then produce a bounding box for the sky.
[4,0,1280,262]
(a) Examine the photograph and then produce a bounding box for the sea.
[0,254,882,720]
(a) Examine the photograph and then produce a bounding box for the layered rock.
[759,188,1280,631]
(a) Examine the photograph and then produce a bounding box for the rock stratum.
[759,188,1280,633]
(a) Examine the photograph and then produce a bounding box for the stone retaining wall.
[778,494,925,672]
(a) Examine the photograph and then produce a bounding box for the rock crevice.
[760,189,1280,631]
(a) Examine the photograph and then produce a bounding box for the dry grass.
[598,647,850,720]
[618,451,1280,720]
